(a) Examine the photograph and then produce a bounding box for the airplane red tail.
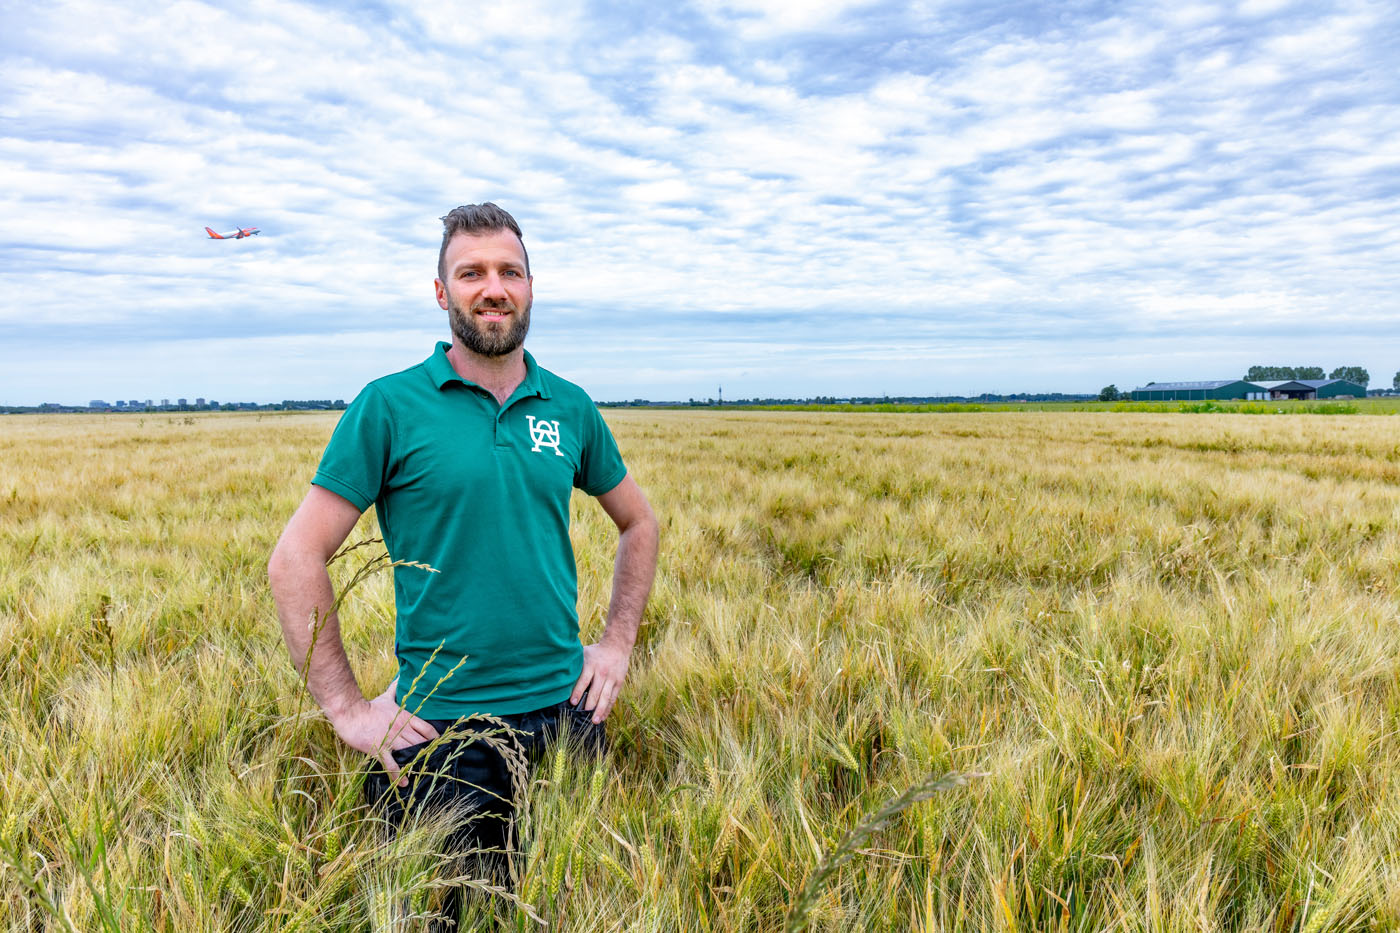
[205,227,224,239]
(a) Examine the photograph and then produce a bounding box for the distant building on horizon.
[1251,379,1366,400]
[1130,378,1366,401]
[1129,380,1260,401]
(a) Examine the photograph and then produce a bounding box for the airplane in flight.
[205,225,260,239]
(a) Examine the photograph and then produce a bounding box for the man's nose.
[480,271,509,300]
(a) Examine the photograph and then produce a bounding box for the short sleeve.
[311,384,395,511]
[574,403,627,496]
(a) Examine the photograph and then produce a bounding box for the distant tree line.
[1329,366,1369,387]
[599,392,1097,408]
[0,399,347,414]
[1244,365,1370,386]
[1245,365,1325,380]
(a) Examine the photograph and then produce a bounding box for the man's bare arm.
[268,485,438,783]
[570,474,659,723]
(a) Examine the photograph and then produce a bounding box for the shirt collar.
[426,342,552,400]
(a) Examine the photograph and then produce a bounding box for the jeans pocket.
[389,738,435,767]
[362,759,391,807]
[561,701,608,755]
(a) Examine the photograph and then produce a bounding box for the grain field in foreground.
[2,410,1400,931]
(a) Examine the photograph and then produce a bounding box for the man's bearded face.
[448,290,531,357]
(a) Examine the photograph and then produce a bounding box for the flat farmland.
[3,410,1400,931]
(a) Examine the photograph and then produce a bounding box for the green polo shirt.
[311,342,628,718]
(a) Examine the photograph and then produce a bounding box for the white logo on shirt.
[526,415,565,456]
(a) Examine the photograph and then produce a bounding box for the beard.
[448,294,531,357]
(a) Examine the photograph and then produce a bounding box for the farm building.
[1251,379,1366,400]
[1129,380,1263,401]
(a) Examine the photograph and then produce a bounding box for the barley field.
[3,409,1400,931]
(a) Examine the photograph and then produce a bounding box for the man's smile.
[474,303,513,322]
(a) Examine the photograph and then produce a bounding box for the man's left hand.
[571,640,631,723]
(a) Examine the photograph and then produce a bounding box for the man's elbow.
[267,534,306,592]
[267,539,290,590]
[626,502,660,546]
[601,476,658,544]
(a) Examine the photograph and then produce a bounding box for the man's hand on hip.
[328,679,440,787]
[572,641,632,724]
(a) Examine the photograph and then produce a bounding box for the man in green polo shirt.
[268,202,658,926]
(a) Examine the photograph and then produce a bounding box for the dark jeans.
[362,697,606,929]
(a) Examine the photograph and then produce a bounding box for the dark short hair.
[437,202,530,281]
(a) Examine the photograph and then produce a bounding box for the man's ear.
[434,278,449,310]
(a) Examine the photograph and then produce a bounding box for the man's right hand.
[328,680,440,787]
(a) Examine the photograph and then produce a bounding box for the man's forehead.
[444,229,527,268]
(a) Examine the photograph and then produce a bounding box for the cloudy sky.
[3,0,1398,404]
